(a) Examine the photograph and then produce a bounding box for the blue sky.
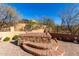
[7,3,75,25]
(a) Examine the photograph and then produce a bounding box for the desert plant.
[60,5,79,34]
[0,4,20,29]
[26,20,37,31]
[41,16,56,33]
[12,35,19,40]
[3,37,10,42]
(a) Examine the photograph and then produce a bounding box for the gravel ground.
[0,40,79,56]
[58,40,79,56]
[0,42,32,56]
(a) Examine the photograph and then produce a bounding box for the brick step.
[21,44,47,56]
[21,43,64,56]
[23,41,59,50]
[55,46,65,56]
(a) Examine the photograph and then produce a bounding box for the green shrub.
[3,37,10,42]
[12,35,19,40]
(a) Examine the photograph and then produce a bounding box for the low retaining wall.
[0,27,45,41]
[0,31,26,41]
[0,29,45,41]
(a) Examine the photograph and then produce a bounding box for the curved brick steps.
[23,41,58,50]
[26,43,48,50]
[55,46,65,56]
[21,41,65,56]
[21,44,47,56]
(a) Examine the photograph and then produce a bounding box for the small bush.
[12,35,19,40]
[3,37,10,42]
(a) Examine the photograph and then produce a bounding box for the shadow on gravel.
[58,39,79,44]
[10,41,18,46]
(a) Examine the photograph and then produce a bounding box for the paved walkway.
[0,42,32,56]
[58,40,79,56]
